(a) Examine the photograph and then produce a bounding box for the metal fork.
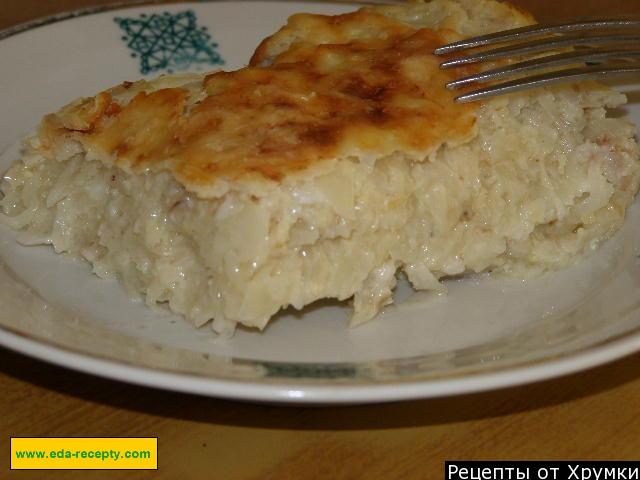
[433,19,640,103]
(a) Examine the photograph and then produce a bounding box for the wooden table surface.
[2,1,640,479]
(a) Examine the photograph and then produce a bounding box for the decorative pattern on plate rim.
[114,10,224,75]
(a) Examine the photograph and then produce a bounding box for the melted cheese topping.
[43,9,478,197]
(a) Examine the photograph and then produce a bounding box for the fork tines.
[434,19,640,103]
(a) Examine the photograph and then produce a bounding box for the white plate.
[1,1,640,405]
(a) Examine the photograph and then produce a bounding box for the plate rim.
[1,0,640,404]
[2,322,639,404]
[0,0,390,41]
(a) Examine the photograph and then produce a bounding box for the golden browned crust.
[40,9,479,197]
